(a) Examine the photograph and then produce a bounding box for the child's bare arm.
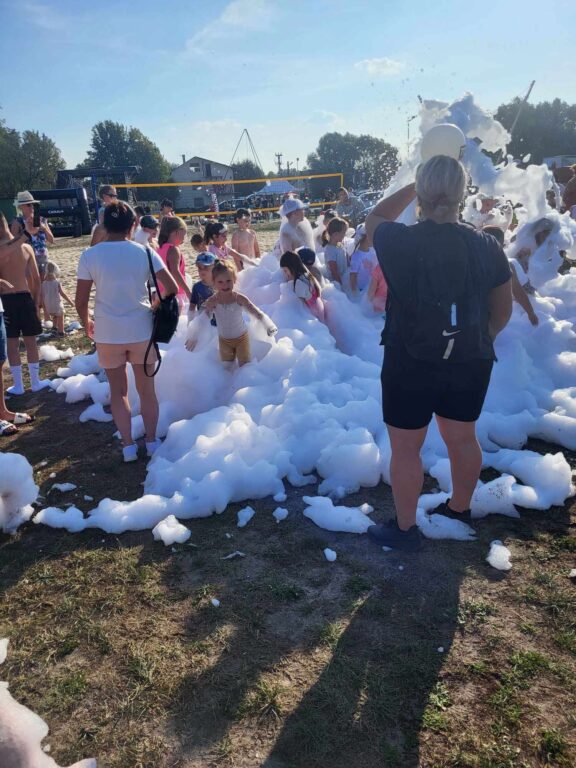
[367,274,377,301]
[252,230,261,258]
[167,246,191,299]
[511,268,538,325]
[59,284,74,306]
[236,293,277,334]
[231,230,241,252]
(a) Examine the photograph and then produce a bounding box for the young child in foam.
[279,250,324,321]
[322,217,349,287]
[483,226,539,326]
[205,221,245,271]
[348,224,378,296]
[133,214,159,249]
[278,198,316,253]
[296,246,323,285]
[157,216,191,312]
[188,251,215,322]
[41,261,75,336]
[313,208,336,253]
[231,208,261,265]
[188,261,277,367]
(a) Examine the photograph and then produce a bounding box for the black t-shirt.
[373,219,511,360]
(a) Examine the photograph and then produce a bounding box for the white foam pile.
[152,515,191,546]
[486,540,513,571]
[0,640,97,767]
[39,344,74,362]
[0,453,38,534]
[3,94,575,540]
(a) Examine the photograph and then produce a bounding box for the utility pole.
[286,161,292,174]
[296,157,300,173]
[275,153,283,174]
[510,80,536,135]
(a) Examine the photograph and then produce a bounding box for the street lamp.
[407,114,418,157]
[296,157,300,173]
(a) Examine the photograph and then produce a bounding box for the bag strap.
[144,337,161,377]
[146,246,162,298]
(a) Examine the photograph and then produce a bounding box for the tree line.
[1,98,575,201]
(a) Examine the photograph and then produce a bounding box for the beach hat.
[354,224,366,243]
[140,214,159,229]
[14,190,40,206]
[421,124,466,162]
[280,198,307,217]
[196,252,216,267]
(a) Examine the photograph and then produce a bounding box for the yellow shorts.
[96,340,158,369]
[218,331,251,365]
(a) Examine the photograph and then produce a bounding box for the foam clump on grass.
[303,496,374,533]
[39,344,74,362]
[486,540,513,571]
[0,453,38,533]
[152,515,191,545]
[0,639,97,767]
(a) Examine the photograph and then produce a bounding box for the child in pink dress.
[157,216,190,311]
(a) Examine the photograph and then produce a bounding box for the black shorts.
[381,345,493,430]
[2,292,42,339]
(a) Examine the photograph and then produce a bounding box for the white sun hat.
[14,190,40,206]
[280,198,307,217]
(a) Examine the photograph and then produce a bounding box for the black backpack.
[398,223,484,362]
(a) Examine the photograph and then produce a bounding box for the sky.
[1,0,575,176]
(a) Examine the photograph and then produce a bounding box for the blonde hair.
[46,261,60,277]
[212,260,237,280]
[158,216,187,247]
[415,155,466,218]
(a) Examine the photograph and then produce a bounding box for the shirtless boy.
[231,208,261,266]
[0,213,48,402]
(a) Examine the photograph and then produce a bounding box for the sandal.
[10,412,35,425]
[0,419,18,437]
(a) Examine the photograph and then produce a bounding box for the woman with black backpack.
[365,155,513,551]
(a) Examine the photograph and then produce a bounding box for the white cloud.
[354,57,406,77]
[185,0,277,54]
[22,2,68,31]
[306,110,346,129]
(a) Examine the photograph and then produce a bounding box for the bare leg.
[436,416,482,512]
[105,365,134,446]
[0,363,17,420]
[22,336,39,364]
[131,363,159,442]
[7,338,21,367]
[54,314,64,334]
[387,424,428,530]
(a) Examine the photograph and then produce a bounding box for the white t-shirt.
[133,226,149,246]
[293,275,314,301]
[279,218,315,253]
[77,240,165,344]
[324,244,348,280]
[349,246,378,290]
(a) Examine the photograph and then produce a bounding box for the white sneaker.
[146,439,161,457]
[123,444,138,463]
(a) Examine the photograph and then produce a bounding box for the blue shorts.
[0,313,6,364]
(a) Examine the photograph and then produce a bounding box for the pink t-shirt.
[158,242,187,299]
[370,264,388,312]
[208,243,235,263]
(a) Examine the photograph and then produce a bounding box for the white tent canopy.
[252,180,297,195]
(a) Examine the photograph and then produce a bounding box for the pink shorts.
[96,340,158,369]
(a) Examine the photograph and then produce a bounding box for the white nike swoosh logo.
[442,330,461,337]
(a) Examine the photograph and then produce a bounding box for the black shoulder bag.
[144,247,180,377]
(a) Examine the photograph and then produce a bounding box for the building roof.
[173,156,232,173]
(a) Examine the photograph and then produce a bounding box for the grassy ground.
[0,231,575,767]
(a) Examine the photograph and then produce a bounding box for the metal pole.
[510,80,536,136]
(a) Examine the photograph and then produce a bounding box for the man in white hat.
[278,198,315,253]
[10,191,54,284]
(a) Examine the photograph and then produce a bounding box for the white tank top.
[213,301,247,339]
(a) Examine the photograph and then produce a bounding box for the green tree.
[230,159,265,196]
[81,120,171,201]
[0,120,64,197]
[306,132,399,195]
[19,130,65,189]
[495,98,576,164]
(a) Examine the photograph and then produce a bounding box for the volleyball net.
[114,172,344,218]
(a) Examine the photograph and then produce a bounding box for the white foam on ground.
[152,515,191,546]
[12,93,574,539]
